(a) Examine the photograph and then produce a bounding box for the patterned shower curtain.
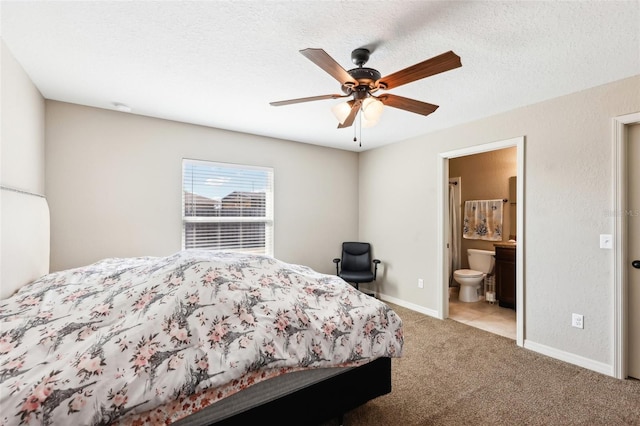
[463,199,503,241]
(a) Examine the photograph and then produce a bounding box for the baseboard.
[524,339,613,377]
[376,293,614,378]
[377,293,440,318]
[377,293,614,377]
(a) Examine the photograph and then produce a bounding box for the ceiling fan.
[270,47,462,128]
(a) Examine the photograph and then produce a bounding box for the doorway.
[628,123,640,379]
[447,149,517,340]
[437,136,525,347]
[613,112,640,379]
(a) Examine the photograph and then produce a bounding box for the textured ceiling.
[1,1,639,151]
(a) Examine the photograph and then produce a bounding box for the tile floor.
[448,287,516,340]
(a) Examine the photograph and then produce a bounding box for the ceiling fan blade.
[378,94,439,116]
[300,48,358,86]
[337,99,362,128]
[378,51,461,90]
[270,94,347,106]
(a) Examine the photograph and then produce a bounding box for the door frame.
[613,112,640,379]
[437,136,525,347]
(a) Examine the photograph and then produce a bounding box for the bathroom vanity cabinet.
[494,244,516,310]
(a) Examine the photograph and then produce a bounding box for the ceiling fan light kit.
[331,101,353,125]
[362,97,384,123]
[270,47,462,134]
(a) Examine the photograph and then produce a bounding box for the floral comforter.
[0,250,403,425]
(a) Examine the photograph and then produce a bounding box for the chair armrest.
[373,259,381,280]
[333,258,341,275]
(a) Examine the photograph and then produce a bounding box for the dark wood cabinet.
[494,245,516,310]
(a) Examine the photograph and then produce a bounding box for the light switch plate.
[600,234,613,249]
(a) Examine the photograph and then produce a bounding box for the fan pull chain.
[358,111,362,147]
[353,110,362,148]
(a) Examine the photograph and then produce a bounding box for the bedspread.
[0,250,403,425]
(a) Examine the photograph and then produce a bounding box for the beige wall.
[450,147,517,266]
[0,39,45,194]
[45,102,359,274]
[359,75,640,369]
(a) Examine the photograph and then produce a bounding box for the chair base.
[350,283,375,298]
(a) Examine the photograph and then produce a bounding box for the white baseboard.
[524,340,613,377]
[377,293,440,318]
[374,292,615,378]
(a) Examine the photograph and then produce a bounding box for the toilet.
[453,249,495,303]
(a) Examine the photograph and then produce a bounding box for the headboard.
[0,186,50,299]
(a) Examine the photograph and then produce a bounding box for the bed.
[0,187,404,426]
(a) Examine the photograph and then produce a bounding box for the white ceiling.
[1,1,639,152]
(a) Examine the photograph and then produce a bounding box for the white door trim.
[613,112,640,379]
[437,136,525,347]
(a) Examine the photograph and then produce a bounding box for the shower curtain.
[449,183,460,286]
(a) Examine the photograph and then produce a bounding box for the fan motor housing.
[342,67,381,94]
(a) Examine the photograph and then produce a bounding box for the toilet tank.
[467,249,495,273]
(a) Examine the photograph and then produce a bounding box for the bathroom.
[448,146,517,339]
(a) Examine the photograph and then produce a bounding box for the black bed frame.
[211,357,392,426]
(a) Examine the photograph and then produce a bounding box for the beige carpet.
[334,303,640,425]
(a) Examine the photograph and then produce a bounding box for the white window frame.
[182,159,274,256]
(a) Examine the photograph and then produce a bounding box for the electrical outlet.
[572,313,584,329]
[418,278,424,289]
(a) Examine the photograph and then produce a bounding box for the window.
[182,159,273,256]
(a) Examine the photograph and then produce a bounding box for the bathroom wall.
[449,147,517,268]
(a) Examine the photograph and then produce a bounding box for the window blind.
[182,159,273,256]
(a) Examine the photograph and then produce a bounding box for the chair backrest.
[341,242,372,272]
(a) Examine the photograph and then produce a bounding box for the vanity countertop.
[494,242,517,249]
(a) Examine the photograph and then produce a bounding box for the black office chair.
[333,242,381,291]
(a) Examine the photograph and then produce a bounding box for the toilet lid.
[454,269,484,278]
